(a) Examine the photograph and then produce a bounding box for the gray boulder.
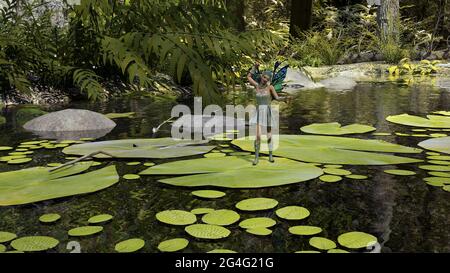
[23,109,116,140]
[319,76,357,91]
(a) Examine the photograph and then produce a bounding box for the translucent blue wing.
[272,64,289,86]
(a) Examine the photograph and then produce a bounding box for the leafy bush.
[388,58,440,76]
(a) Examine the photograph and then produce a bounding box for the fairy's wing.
[272,64,289,86]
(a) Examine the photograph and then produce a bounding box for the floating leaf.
[156,210,197,226]
[204,153,226,158]
[0,164,119,206]
[0,244,5,253]
[429,172,450,178]
[328,249,350,253]
[301,122,375,135]
[0,232,17,243]
[191,208,215,215]
[141,156,323,188]
[39,214,61,223]
[235,198,279,211]
[47,163,62,167]
[191,190,226,199]
[345,175,368,180]
[419,137,450,155]
[115,238,145,253]
[157,238,189,252]
[289,226,322,236]
[323,168,351,176]
[7,158,32,165]
[88,214,113,224]
[387,114,450,128]
[207,249,237,253]
[68,226,103,236]
[63,138,215,159]
[246,228,272,236]
[319,175,342,183]
[337,231,377,249]
[105,112,136,119]
[231,135,421,165]
[372,133,391,136]
[276,206,310,220]
[309,237,336,250]
[428,160,450,165]
[202,210,240,226]
[419,165,450,171]
[185,224,231,239]
[123,174,140,180]
[11,236,59,252]
[424,177,450,184]
[384,170,416,176]
[239,218,276,229]
[324,165,343,169]
[144,162,155,167]
[126,162,141,166]
[434,111,450,116]
[0,146,13,151]
[295,250,320,253]
[428,155,450,161]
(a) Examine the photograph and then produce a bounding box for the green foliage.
[378,40,409,64]
[388,58,440,75]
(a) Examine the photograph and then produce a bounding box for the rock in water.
[23,109,116,140]
[319,76,357,91]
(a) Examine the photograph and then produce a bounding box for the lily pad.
[319,175,342,183]
[156,210,197,226]
[141,156,323,188]
[7,158,32,165]
[185,224,231,239]
[11,236,59,252]
[231,135,421,165]
[419,165,450,171]
[324,165,343,169]
[337,231,377,249]
[429,172,450,178]
[327,249,350,253]
[276,206,310,220]
[387,114,450,128]
[235,198,279,211]
[0,164,119,206]
[372,133,391,136]
[202,210,240,226]
[424,177,450,184]
[39,214,61,223]
[428,155,450,161]
[204,153,226,158]
[191,208,215,215]
[115,238,145,253]
[239,218,276,229]
[105,112,136,119]
[123,174,141,180]
[207,249,237,253]
[88,214,113,224]
[289,226,322,236]
[0,244,5,253]
[126,162,141,166]
[419,137,450,155]
[0,146,13,151]
[68,226,103,236]
[428,160,450,165]
[434,111,450,116]
[323,168,352,176]
[144,162,155,167]
[301,122,376,135]
[191,190,226,199]
[157,238,189,252]
[309,237,336,250]
[384,169,416,176]
[345,175,368,180]
[246,228,272,236]
[63,138,215,159]
[295,250,321,253]
[0,232,17,243]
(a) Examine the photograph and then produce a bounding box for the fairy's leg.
[253,124,261,166]
[267,126,274,163]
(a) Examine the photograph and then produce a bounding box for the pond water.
[1,82,450,253]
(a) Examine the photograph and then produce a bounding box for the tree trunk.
[289,0,313,38]
[377,0,400,43]
[226,0,246,32]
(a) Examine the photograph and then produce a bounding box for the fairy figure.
[247,61,289,166]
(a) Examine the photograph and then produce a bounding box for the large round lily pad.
[239,218,276,229]
[235,198,279,211]
[191,190,226,199]
[419,137,450,155]
[11,236,59,252]
[337,231,377,249]
[231,135,421,165]
[384,170,416,176]
[68,226,103,236]
[156,210,197,226]
[202,210,240,226]
[141,156,323,188]
[63,138,215,159]
[276,206,310,220]
[157,238,189,252]
[246,228,272,236]
[0,163,119,206]
[88,214,113,224]
[185,224,231,239]
[115,238,145,253]
[39,214,61,223]
[301,122,376,135]
[387,114,450,128]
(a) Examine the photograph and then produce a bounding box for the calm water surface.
[0,82,449,253]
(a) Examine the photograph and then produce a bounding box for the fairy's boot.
[253,140,260,166]
[268,137,274,163]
